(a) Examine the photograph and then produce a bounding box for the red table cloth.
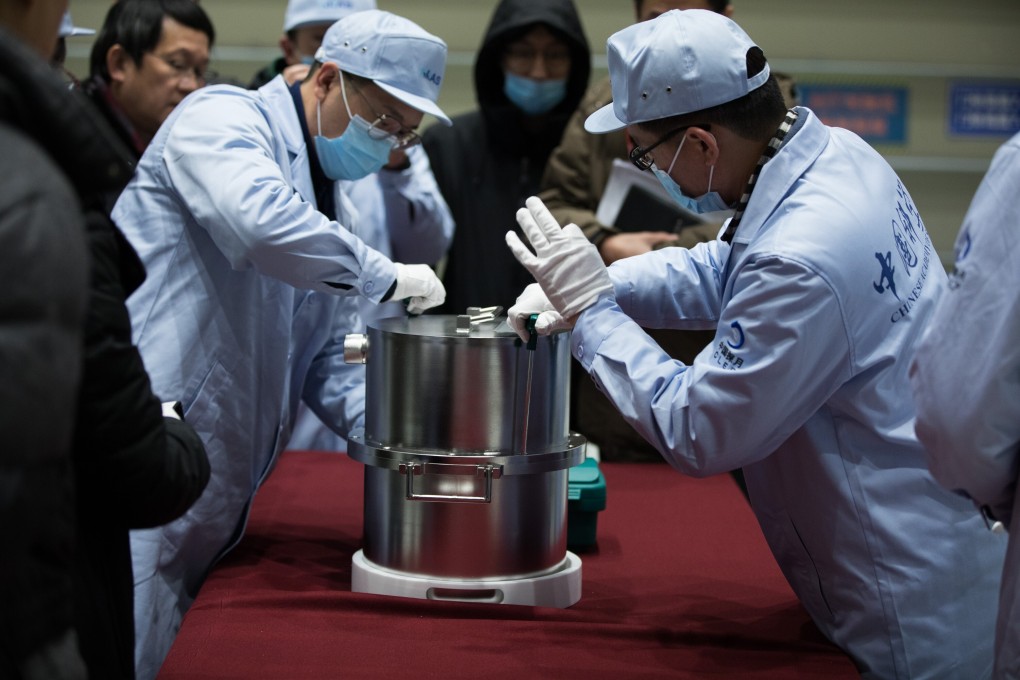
[157,451,857,679]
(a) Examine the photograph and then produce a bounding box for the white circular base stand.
[351,550,582,608]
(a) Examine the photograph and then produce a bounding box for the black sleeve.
[73,209,210,529]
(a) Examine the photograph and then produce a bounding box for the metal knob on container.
[343,333,369,364]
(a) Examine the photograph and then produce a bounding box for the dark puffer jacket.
[0,26,211,680]
[423,0,590,314]
[0,29,90,679]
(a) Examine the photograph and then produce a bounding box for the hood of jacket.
[0,27,134,204]
[474,0,590,156]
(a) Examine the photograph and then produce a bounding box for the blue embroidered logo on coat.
[713,321,746,370]
[947,228,971,290]
[873,181,932,322]
[727,321,745,349]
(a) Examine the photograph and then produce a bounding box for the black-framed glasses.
[350,80,421,150]
[629,124,710,171]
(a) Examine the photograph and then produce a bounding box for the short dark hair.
[637,47,787,141]
[89,0,216,81]
[633,0,731,17]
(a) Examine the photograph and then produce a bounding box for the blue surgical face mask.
[652,135,731,214]
[298,54,316,66]
[503,72,567,116]
[313,73,394,181]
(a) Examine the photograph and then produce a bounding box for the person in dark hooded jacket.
[423,0,589,314]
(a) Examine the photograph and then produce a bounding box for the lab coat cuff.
[359,253,399,304]
[571,295,628,371]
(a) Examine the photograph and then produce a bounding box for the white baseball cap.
[59,11,95,38]
[314,10,452,126]
[284,0,377,32]
[585,9,770,134]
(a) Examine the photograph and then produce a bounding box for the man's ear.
[106,44,131,85]
[314,61,338,98]
[689,126,719,166]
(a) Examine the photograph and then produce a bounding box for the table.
[157,451,857,679]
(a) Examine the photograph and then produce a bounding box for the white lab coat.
[572,108,1006,678]
[113,77,396,679]
[911,131,1020,680]
[287,144,455,451]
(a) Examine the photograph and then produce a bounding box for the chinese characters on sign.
[949,82,1020,137]
[799,85,908,144]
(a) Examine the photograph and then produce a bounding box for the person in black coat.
[0,17,89,680]
[0,9,211,680]
[423,0,590,314]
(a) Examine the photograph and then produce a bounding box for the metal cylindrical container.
[346,314,585,580]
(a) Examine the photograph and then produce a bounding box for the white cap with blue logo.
[284,0,377,32]
[315,10,451,126]
[585,9,770,134]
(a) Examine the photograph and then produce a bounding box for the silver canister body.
[347,315,584,580]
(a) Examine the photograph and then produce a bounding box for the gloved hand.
[507,283,572,342]
[391,263,445,314]
[506,196,614,321]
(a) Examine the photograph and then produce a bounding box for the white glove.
[506,196,613,321]
[391,263,445,314]
[507,283,572,342]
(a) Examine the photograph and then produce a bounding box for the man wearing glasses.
[505,10,1005,677]
[111,10,451,679]
[84,0,215,158]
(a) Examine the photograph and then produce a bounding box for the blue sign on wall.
[799,85,908,144]
[949,82,1020,137]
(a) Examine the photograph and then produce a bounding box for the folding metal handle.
[398,462,502,503]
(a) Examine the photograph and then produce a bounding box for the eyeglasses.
[629,124,710,171]
[350,80,421,150]
[154,53,215,85]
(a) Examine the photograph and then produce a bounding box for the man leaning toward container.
[505,9,1006,677]
[246,0,456,452]
[538,0,798,466]
[112,10,451,678]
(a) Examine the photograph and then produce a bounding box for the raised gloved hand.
[391,263,445,314]
[507,283,572,342]
[506,196,613,321]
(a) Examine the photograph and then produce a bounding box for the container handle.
[398,462,502,503]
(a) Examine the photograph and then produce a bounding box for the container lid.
[373,314,518,340]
